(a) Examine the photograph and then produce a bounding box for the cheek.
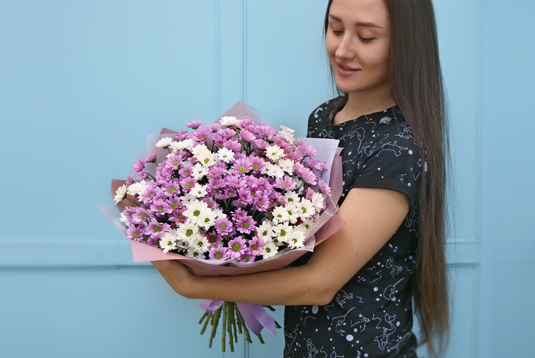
[368,47,390,76]
[325,34,338,59]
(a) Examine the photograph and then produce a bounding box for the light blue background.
[0,0,533,357]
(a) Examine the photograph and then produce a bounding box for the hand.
[151,260,196,298]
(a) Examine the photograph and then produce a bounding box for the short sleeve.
[351,126,422,209]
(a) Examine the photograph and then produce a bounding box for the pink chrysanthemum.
[253,194,270,211]
[179,164,194,178]
[236,188,253,206]
[145,218,169,238]
[227,237,247,260]
[132,208,150,224]
[187,120,202,129]
[205,232,222,247]
[214,217,233,236]
[236,215,256,235]
[179,177,197,192]
[233,158,253,175]
[145,151,157,164]
[127,225,145,242]
[240,129,256,142]
[318,179,332,196]
[275,176,297,191]
[249,157,266,172]
[174,130,189,141]
[249,237,264,256]
[133,159,145,173]
[296,140,317,157]
[209,246,229,261]
[240,249,256,265]
[191,125,213,143]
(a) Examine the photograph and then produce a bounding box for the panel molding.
[217,0,247,115]
[0,240,480,268]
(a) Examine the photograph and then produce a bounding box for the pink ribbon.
[200,300,277,336]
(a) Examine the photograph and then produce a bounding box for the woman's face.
[326,0,391,96]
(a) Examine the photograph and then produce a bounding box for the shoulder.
[307,97,345,137]
[351,107,423,208]
[361,106,420,158]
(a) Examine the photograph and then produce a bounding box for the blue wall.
[0,0,533,357]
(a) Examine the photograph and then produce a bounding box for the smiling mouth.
[338,63,359,71]
[336,63,361,76]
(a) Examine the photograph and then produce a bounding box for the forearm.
[185,264,334,306]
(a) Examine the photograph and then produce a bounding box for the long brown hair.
[324,0,450,356]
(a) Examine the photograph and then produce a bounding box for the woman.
[152,0,450,357]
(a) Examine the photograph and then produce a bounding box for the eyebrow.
[328,14,384,29]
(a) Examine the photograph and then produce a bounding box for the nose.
[335,34,356,60]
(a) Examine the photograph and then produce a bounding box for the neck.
[335,85,396,124]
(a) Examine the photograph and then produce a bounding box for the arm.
[152,187,409,306]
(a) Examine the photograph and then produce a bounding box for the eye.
[359,35,376,42]
[330,26,344,35]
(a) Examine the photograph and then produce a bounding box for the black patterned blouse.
[284,97,422,358]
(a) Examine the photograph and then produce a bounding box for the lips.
[336,62,361,77]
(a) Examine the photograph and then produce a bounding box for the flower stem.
[256,333,265,345]
[148,172,156,181]
[198,312,208,324]
[125,197,140,206]
[227,303,235,352]
[209,307,222,348]
[200,313,212,335]
[231,303,239,340]
[222,302,227,352]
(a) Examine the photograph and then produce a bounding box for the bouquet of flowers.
[101,101,343,352]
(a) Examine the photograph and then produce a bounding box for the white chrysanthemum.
[272,206,290,224]
[170,139,193,151]
[212,208,227,220]
[301,219,315,231]
[176,222,200,242]
[277,125,295,143]
[192,236,210,254]
[180,193,196,204]
[298,199,316,219]
[273,223,293,245]
[261,241,278,259]
[284,192,300,205]
[155,137,173,148]
[197,209,217,230]
[257,221,274,242]
[127,180,147,197]
[189,183,208,198]
[191,143,210,157]
[219,115,242,127]
[114,184,127,204]
[287,230,306,249]
[119,212,129,224]
[217,147,235,163]
[175,238,189,250]
[192,163,209,180]
[262,163,284,178]
[265,145,285,161]
[278,159,295,174]
[271,164,284,179]
[311,192,325,212]
[186,247,203,259]
[196,150,216,167]
[183,200,210,224]
[261,163,273,177]
[160,230,178,253]
[284,203,301,224]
